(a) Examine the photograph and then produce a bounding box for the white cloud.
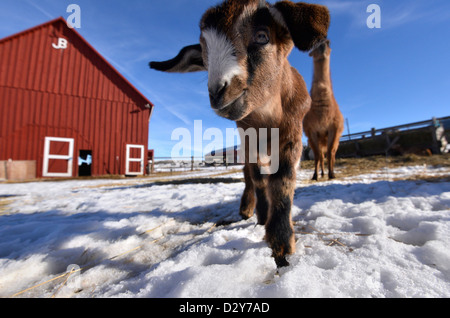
[26,0,54,19]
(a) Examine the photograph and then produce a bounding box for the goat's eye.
[254,30,269,45]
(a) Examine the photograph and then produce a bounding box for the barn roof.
[0,17,154,110]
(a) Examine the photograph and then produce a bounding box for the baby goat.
[150,0,330,267]
[304,40,344,180]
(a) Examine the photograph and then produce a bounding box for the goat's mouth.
[213,90,248,121]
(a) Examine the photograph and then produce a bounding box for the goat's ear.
[149,44,206,73]
[273,1,330,52]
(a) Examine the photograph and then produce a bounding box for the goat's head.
[150,0,330,122]
[309,39,331,60]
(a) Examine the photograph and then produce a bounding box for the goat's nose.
[208,81,228,109]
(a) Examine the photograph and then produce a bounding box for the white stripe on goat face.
[202,28,243,90]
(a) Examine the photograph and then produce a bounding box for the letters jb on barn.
[0,17,154,180]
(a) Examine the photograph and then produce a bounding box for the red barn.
[0,17,154,179]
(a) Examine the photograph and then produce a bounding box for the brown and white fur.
[150,0,330,267]
[304,40,344,180]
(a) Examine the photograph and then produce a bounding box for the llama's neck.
[312,57,331,87]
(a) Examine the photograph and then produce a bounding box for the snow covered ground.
[0,163,449,298]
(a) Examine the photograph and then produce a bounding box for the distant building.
[0,17,154,180]
[205,146,240,166]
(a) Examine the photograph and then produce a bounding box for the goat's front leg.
[240,163,270,225]
[248,163,269,225]
[239,164,256,220]
[265,156,298,268]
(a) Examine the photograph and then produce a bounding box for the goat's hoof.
[239,210,254,220]
[239,199,255,220]
[267,237,295,268]
[274,256,290,268]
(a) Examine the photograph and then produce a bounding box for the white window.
[125,144,145,175]
[42,137,74,177]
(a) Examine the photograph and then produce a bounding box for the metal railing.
[341,116,449,142]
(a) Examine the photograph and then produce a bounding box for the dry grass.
[0,195,20,216]
[301,153,450,181]
[0,199,14,215]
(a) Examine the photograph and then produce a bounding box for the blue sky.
[1,0,450,158]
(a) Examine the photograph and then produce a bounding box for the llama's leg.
[265,148,299,267]
[314,147,324,180]
[239,163,256,219]
[313,158,320,180]
[320,150,325,178]
[309,138,321,181]
[327,129,340,179]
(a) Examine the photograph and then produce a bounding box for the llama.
[150,0,330,267]
[304,40,344,180]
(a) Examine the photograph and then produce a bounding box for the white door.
[42,137,74,177]
[125,144,145,175]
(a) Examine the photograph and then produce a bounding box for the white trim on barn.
[42,137,74,177]
[125,144,145,175]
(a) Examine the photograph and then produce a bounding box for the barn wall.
[0,18,152,178]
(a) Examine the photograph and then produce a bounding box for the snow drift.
[0,164,449,298]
